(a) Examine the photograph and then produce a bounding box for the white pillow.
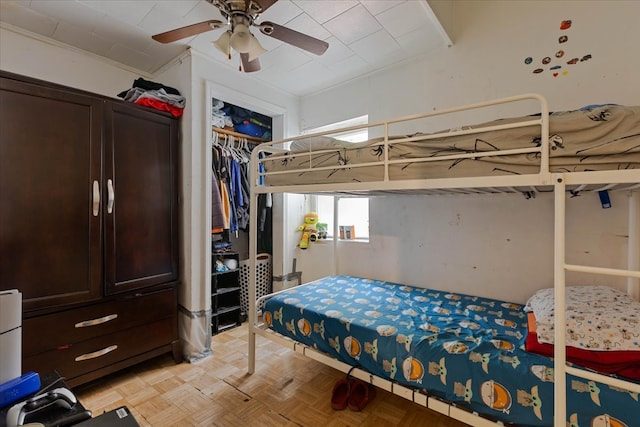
[525,285,640,351]
[289,136,340,152]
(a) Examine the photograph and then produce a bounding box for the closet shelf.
[212,126,269,144]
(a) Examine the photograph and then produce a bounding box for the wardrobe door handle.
[107,179,115,213]
[92,180,100,216]
[74,314,118,328]
[75,345,118,362]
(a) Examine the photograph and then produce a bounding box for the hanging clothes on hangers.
[212,131,255,238]
[211,142,226,233]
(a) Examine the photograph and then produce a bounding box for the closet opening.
[206,84,285,337]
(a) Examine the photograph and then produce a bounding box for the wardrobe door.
[103,102,179,295]
[0,75,103,310]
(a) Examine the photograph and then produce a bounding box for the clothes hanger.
[239,137,250,163]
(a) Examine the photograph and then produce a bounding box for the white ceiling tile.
[314,36,354,66]
[80,0,155,26]
[259,0,303,25]
[292,0,358,24]
[188,32,218,53]
[29,0,103,32]
[257,44,312,72]
[376,0,430,38]
[53,21,112,56]
[144,41,187,71]
[139,4,204,36]
[326,53,368,74]
[0,1,58,37]
[183,0,225,22]
[290,59,331,80]
[360,0,403,16]
[282,12,332,41]
[348,29,400,64]
[277,60,332,94]
[146,36,188,57]
[149,1,201,18]
[107,42,152,70]
[324,3,381,45]
[93,18,152,53]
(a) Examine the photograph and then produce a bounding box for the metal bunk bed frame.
[246,93,640,427]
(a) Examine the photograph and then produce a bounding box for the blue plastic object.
[598,190,612,209]
[0,371,41,408]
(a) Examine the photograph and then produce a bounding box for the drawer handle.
[92,180,100,216]
[107,178,115,214]
[75,345,118,362]
[75,314,118,328]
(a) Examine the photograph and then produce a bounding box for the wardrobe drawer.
[23,288,177,356]
[23,316,177,382]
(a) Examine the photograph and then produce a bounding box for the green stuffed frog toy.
[297,212,319,249]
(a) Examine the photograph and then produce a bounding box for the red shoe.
[347,379,376,411]
[331,378,351,410]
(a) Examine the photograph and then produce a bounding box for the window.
[305,116,370,242]
[303,115,369,242]
[316,193,369,242]
[302,115,369,142]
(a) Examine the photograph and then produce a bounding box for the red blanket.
[525,312,640,380]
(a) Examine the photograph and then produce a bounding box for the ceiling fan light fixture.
[153,0,330,73]
[229,23,252,53]
[247,34,267,62]
[213,30,232,57]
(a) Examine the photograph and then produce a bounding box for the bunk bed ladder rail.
[553,175,640,427]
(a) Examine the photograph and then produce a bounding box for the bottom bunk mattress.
[263,275,640,427]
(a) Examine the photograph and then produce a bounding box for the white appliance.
[0,289,22,384]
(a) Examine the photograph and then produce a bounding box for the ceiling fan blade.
[152,20,224,43]
[259,22,329,56]
[241,53,261,72]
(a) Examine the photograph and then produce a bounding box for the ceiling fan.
[152,0,329,73]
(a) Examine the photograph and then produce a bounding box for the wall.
[0,27,140,97]
[293,0,640,303]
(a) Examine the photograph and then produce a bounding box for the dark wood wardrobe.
[0,71,181,387]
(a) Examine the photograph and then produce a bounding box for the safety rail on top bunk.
[249,93,552,195]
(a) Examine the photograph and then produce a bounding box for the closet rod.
[212,126,268,144]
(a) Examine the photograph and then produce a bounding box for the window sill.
[321,238,369,244]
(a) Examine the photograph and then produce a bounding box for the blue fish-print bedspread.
[263,276,640,427]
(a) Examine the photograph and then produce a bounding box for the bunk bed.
[246,94,640,427]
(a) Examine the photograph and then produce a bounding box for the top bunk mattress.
[259,104,640,186]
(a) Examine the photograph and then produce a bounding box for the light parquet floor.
[75,324,471,427]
